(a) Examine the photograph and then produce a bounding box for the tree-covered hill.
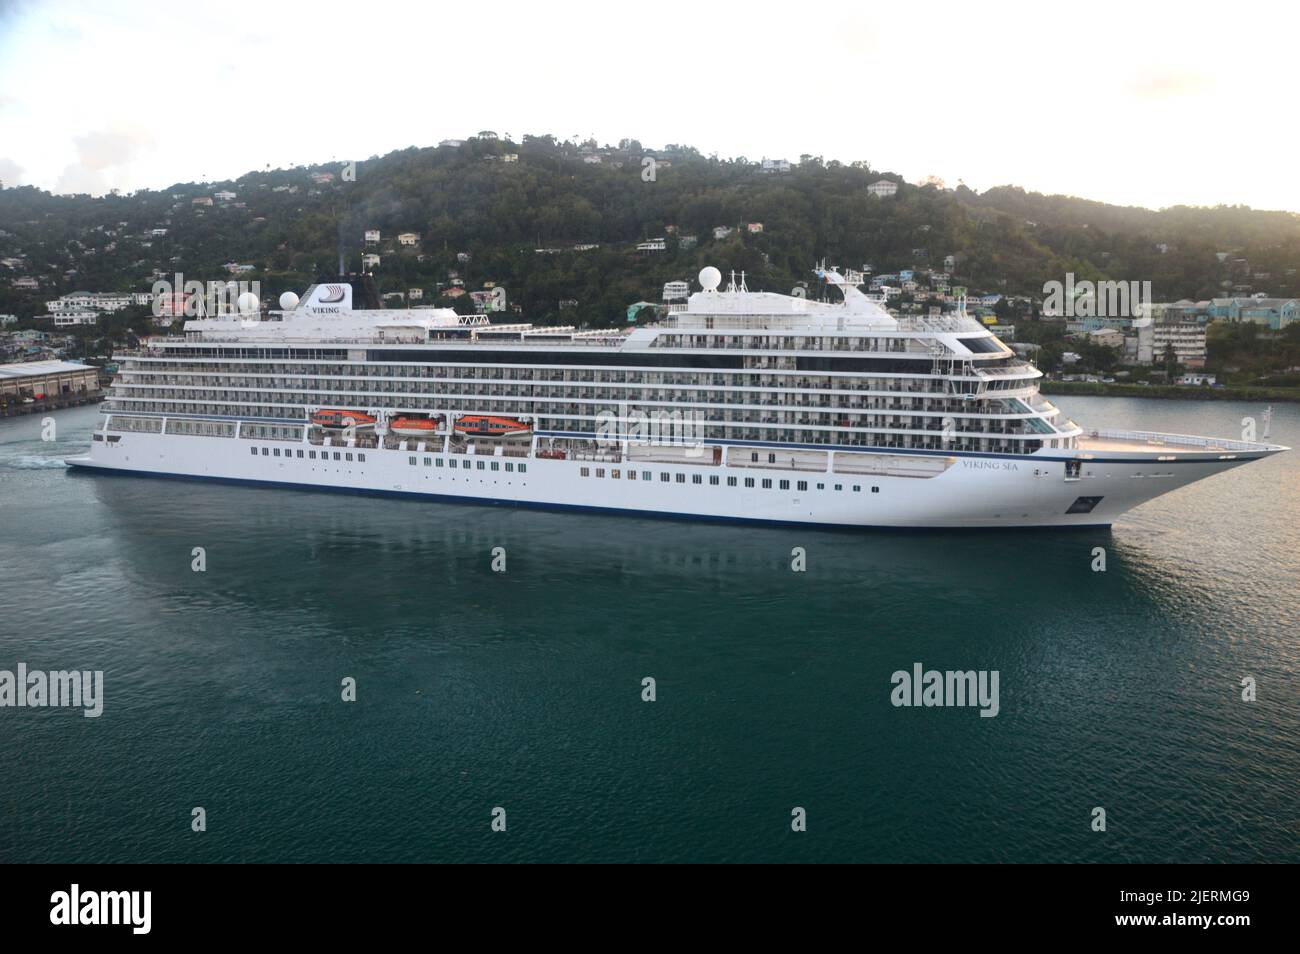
[2,134,1298,326]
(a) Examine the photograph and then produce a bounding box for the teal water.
[1,397,1297,863]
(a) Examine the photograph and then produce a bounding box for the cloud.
[53,125,155,195]
[0,156,23,186]
[1127,68,1212,100]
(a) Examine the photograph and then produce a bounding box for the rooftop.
[0,359,95,379]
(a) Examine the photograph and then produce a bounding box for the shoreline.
[1040,381,1300,403]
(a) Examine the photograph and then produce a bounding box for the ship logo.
[319,285,346,304]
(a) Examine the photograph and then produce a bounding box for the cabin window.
[834,484,843,491]
[871,486,879,493]
[744,477,755,488]
[628,470,636,480]
[491,462,500,471]
[762,479,772,489]
[518,464,526,473]
[476,461,485,470]
[780,480,790,490]
[424,457,431,466]
[580,467,590,477]
[333,452,341,461]
[692,474,702,484]
[409,456,417,465]
[642,471,651,481]
[817,482,824,490]
[437,459,445,467]
[359,454,366,462]
[596,468,605,478]
[346,453,354,462]
[797,481,807,491]
[250,447,257,455]
[296,450,304,458]
[660,473,670,482]
[751,452,758,462]
[612,469,620,479]
[675,474,685,483]
[273,448,280,457]
[853,485,861,492]
[504,462,513,472]
[309,451,317,459]
[727,476,737,487]
[768,453,776,463]
[709,475,719,485]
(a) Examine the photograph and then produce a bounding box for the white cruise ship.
[67,266,1287,528]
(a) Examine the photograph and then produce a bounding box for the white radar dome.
[698,266,722,291]
[237,291,260,314]
[279,291,300,310]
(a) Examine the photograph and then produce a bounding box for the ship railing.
[177,335,631,347]
[1085,428,1270,451]
[895,315,986,333]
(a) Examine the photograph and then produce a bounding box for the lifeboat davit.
[312,409,376,429]
[454,415,532,438]
[390,416,441,438]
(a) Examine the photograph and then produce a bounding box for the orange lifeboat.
[390,416,441,438]
[454,415,532,438]
[312,408,377,429]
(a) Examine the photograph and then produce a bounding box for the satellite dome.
[279,291,300,310]
[237,291,260,314]
[698,266,722,292]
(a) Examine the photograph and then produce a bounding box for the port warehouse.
[0,360,101,407]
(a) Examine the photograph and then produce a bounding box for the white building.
[713,226,733,240]
[0,314,17,325]
[636,238,667,252]
[868,179,899,197]
[47,292,134,313]
[362,253,381,269]
[408,288,424,300]
[1151,322,1207,368]
[364,229,381,245]
[51,310,100,327]
[761,158,791,173]
[663,281,690,301]
[213,190,236,202]
[398,232,420,246]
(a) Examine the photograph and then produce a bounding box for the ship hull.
[64,430,1280,529]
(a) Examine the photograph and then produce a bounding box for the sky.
[1,0,1297,212]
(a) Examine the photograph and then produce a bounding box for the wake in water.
[3,454,71,470]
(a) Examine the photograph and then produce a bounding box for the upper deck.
[1077,428,1287,459]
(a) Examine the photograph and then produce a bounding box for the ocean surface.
[1,397,1296,863]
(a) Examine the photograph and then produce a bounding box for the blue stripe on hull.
[64,460,1113,533]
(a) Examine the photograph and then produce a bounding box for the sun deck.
[1077,428,1287,456]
